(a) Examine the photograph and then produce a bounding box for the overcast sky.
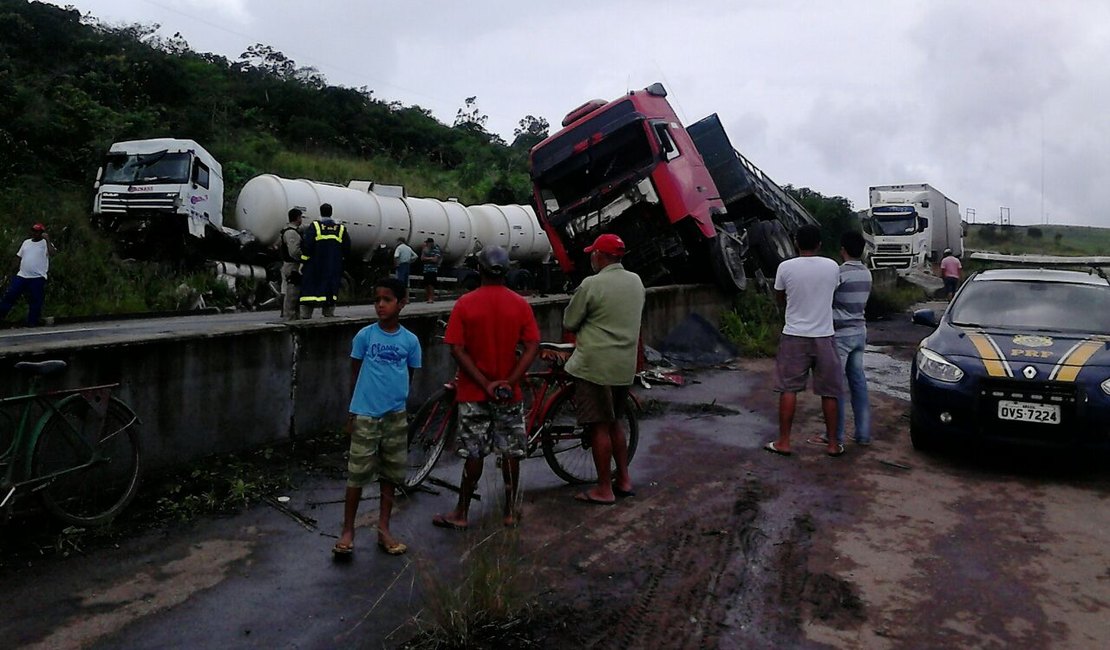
[56,0,1110,227]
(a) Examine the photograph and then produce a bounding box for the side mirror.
[912,309,938,328]
[918,217,929,232]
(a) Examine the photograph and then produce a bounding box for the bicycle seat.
[14,360,68,376]
[540,342,575,351]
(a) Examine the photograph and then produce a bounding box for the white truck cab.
[94,139,223,242]
[861,183,961,272]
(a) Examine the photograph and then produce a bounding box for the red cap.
[584,233,626,257]
[31,223,45,232]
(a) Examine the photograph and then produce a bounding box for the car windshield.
[102,152,191,184]
[949,279,1110,333]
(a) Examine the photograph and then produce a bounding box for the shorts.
[456,401,527,459]
[423,271,438,287]
[347,411,407,487]
[773,334,844,397]
[573,379,630,425]
[943,277,958,294]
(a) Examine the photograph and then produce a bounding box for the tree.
[453,96,489,133]
[511,114,549,150]
[238,43,297,80]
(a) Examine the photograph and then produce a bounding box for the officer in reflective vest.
[298,202,351,319]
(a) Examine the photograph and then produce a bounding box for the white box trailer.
[862,183,962,271]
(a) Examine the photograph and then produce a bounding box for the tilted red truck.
[529,82,817,291]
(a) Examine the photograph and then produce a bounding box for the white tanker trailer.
[232,174,552,270]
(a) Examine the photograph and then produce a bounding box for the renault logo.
[1023,366,1037,379]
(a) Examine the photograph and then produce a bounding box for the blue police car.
[910,268,1110,451]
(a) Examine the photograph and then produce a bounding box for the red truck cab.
[530,83,724,286]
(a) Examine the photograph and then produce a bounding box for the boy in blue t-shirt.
[333,278,422,557]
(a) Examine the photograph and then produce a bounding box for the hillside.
[965,223,1110,257]
[0,0,542,318]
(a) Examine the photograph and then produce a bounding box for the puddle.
[865,345,911,402]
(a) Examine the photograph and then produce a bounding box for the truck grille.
[876,244,904,254]
[870,255,914,269]
[98,192,178,214]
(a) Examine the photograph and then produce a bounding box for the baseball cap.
[31,223,45,232]
[477,245,510,276]
[584,233,626,257]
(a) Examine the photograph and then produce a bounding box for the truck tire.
[710,231,747,292]
[748,220,795,277]
[457,268,480,292]
[507,268,534,291]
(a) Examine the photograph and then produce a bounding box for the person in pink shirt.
[939,249,962,301]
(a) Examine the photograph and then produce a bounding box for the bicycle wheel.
[541,390,639,485]
[33,396,142,526]
[404,388,456,489]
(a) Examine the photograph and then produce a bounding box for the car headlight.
[917,347,965,383]
[1102,378,1110,396]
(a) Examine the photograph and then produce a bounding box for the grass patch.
[720,290,783,358]
[865,279,929,319]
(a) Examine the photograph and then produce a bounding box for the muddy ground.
[2,311,1109,649]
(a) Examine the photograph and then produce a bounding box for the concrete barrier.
[0,284,727,470]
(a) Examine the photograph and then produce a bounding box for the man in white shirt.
[0,223,58,327]
[765,224,844,457]
[393,238,416,288]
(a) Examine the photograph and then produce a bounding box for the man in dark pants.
[0,223,58,326]
[298,203,351,319]
[420,237,442,303]
[563,234,645,505]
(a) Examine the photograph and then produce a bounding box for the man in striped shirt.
[831,231,873,445]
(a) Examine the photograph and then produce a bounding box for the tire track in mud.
[575,480,767,650]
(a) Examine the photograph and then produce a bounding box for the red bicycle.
[404,342,640,488]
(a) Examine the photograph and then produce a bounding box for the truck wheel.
[749,220,795,277]
[710,231,747,292]
[457,269,480,292]
[507,268,534,291]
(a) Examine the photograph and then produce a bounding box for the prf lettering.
[1011,349,1052,358]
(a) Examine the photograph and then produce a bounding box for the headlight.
[1102,378,1110,396]
[917,347,965,383]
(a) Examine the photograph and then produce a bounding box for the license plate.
[997,400,1060,424]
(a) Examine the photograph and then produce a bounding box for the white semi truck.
[93,138,224,254]
[92,139,553,289]
[860,183,962,271]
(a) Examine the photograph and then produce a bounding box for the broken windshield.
[534,119,655,216]
[102,152,191,185]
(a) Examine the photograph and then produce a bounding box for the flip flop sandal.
[827,444,846,457]
[431,514,469,531]
[377,540,408,555]
[764,441,792,456]
[332,542,354,556]
[574,492,616,506]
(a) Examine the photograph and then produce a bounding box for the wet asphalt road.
[3,309,1109,648]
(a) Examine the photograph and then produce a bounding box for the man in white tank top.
[0,223,58,327]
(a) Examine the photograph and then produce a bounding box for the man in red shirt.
[432,246,540,530]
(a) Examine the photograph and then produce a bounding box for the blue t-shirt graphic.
[349,323,422,417]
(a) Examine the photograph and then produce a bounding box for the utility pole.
[999,207,1010,226]
[966,207,976,224]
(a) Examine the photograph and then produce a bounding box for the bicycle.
[0,360,143,526]
[404,342,639,488]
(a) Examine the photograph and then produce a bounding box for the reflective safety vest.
[299,219,350,303]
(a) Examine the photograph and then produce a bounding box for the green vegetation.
[721,291,783,357]
[965,223,1110,256]
[0,0,543,319]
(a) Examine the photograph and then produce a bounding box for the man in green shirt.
[563,233,645,505]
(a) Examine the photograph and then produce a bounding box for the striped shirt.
[832,260,872,337]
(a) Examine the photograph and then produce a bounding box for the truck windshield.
[872,215,918,235]
[102,152,191,185]
[533,117,654,216]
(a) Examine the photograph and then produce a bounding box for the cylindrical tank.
[232,175,550,265]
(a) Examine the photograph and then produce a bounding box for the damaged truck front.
[530,82,815,292]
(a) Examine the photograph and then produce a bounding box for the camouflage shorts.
[347,411,407,487]
[456,401,527,459]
